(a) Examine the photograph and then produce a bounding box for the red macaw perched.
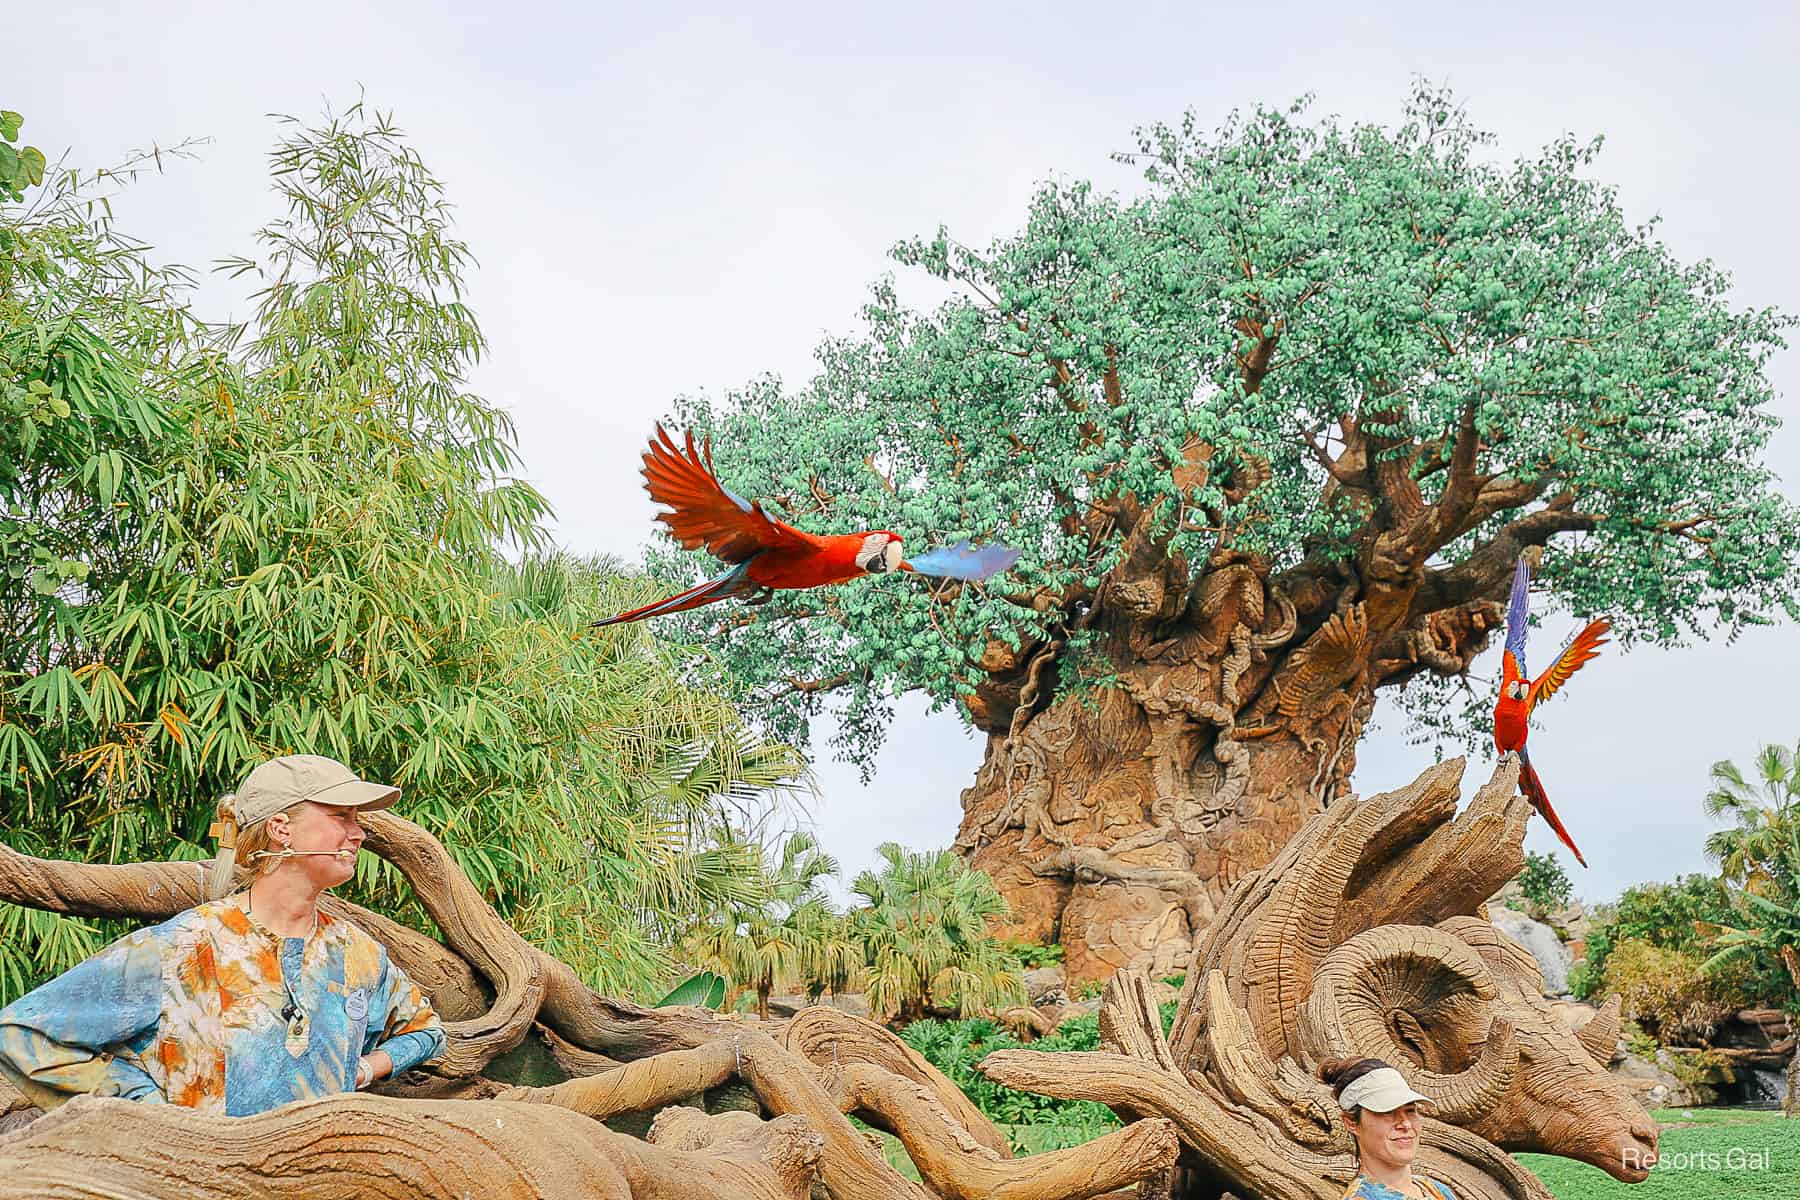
[592,425,1021,627]
[1493,555,1612,868]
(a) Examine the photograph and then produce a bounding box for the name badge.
[345,986,369,1022]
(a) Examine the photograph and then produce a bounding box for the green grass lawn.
[1519,1107,1797,1199]
[876,1109,1798,1197]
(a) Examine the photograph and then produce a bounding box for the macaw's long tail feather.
[590,563,755,628]
[1518,748,1588,868]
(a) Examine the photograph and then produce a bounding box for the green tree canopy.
[0,103,800,1002]
[656,85,1797,764]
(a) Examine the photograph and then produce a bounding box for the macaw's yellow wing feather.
[1528,617,1612,710]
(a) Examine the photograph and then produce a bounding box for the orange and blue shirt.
[1344,1177,1456,1200]
[0,894,444,1116]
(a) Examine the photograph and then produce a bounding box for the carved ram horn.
[1576,994,1622,1065]
[1297,925,1520,1124]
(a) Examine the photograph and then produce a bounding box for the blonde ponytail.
[205,793,280,900]
[204,793,241,900]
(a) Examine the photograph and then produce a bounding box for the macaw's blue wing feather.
[1505,555,1531,677]
[904,539,1022,582]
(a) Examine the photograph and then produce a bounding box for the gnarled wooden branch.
[830,1060,1178,1200]
[0,1093,820,1200]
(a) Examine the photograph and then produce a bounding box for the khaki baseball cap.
[1337,1066,1435,1114]
[231,754,400,829]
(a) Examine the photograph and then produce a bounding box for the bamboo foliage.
[0,102,802,1001]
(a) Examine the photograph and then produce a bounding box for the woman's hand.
[354,1050,393,1089]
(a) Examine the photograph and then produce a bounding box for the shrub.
[1575,874,1788,1009]
[1602,937,1738,1043]
[899,1003,1178,1129]
[1003,940,1065,969]
[1517,851,1573,913]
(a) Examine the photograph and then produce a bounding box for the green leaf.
[655,970,727,1010]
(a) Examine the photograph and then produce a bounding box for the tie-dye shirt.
[1343,1177,1456,1200]
[0,894,444,1116]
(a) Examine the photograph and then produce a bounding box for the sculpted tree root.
[0,1091,822,1200]
[978,758,1658,1200]
[0,809,1174,1200]
[0,758,1652,1198]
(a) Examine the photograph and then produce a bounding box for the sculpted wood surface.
[0,758,1652,1199]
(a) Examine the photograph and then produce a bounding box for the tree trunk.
[1785,1034,1799,1120]
[977,759,1657,1200]
[957,553,1414,985]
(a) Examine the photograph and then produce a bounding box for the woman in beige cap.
[0,755,445,1116]
[1318,1056,1458,1199]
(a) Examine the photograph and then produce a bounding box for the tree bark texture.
[952,377,1583,986]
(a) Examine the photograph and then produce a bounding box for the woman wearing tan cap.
[1319,1056,1458,1199]
[0,755,445,1115]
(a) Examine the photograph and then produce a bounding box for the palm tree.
[1700,740,1800,1116]
[849,843,1026,1023]
[798,902,863,1003]
[1704,742,1800,896]
[683,829,842,1019]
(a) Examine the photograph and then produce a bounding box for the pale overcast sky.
[14,1,1799,907]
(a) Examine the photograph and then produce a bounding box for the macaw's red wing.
[901,539,1022,582]
[641,425,817,563]
[1529,618,1612,710]
[1518,748,1588,868]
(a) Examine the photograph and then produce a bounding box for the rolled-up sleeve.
[364,952,445,1075]
[0,930,165,1109]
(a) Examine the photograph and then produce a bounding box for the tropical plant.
[797,900,864,1003]
[656,970,727,1010]
[1704,740,1800,897]
[1697,747,1800,1013]
[1700,892,1800,1004]
[0,103,800,1003]
[682,829,845,1019]
[849,843,1026,1022]
[1699,886,1800,1117]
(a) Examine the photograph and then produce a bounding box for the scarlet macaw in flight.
[592,426,1021,627]
[1492,555,1612,868]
